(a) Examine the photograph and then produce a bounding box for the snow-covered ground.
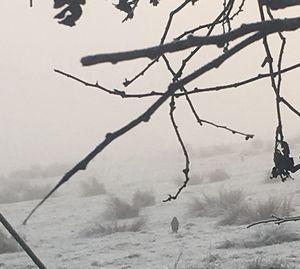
[1,142,300,268]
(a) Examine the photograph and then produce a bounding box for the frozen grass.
[207,168,230,183]
[244,226,300,248]
[219,196,293,226]
[80,177,107,197]
[246,258,296,269]
[0,181,55,204]
[80,218,146,238]
[132,190,155,208]
[102,196,140,220]
[188,190,293,226]
[0,229,20,254]
[217,226,300,249]
[188,189,245,218]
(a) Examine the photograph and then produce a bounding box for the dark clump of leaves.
[54,0,86,27]
[114,0,160,22]
[53,0,160,26]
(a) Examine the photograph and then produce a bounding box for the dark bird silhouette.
[171,217,179,233]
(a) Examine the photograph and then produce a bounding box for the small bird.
[171,217,179,233]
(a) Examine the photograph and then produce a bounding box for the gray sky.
[1,1,300,175]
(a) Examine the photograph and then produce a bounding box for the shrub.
[188,190,293,226]
[244,226,300,248]
[246,258,296,269]
[217,226,300,249]
[80,177,106,197]
[173,174,203,187]
[80,218,146,237]
[219,196,293,226]
[0,181,55,204]
[188,189,245,218]
[102,196,140,220]
[132,190,155,208]
[0,229,20,254]
[207,168,230,183]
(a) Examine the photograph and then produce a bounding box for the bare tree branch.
[24,24,272,223]
[163,95,190,202]
[261,0,300,10]
[55,62,300,99]
[247,214,300,228]
[81,17,300,66]
[280,97,300,118]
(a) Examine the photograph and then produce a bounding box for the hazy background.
[1,1,300,176]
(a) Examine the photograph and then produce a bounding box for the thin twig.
[162,55,254,139]
[56,62,300,98]
[164,95,190,202]
[123,0,193,87]
[280,97,300,118]
[247,214,300,228]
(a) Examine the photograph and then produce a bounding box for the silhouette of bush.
[247,258,296,269]
[80,177,106,197]
[188,189,245,218]
[217,226,300,249]
[173,174,203,187]
[0,229,20,254]
[207,168,230,182]
[244,226,300,248]
[80,218,146,237]
[102,196,140,220]
[0,181,55,204]
[132,190,155,208]
[188,190,293,226]
[218,196,293,226]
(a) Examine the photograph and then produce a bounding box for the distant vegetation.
[132,190,156,208]
[246,258,296,269]
[0,229,20,254]
[188,189,293,226]
[5,163,69,181]
[218,226,300,249]
[207,168,230,183]
[80,218,146,238]
[80,177,107,197]
[0,180,55,204]
[102,196,140,221]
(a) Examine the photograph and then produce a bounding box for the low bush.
[0,229,20,254]
[0,181,55,204]
[102,196,140,220]
[132,190,155,208]
[246,258,296,269]
[207,168,230,183]
[219,196,293,226]
[188,190,293,226]
[188,189,245,218]
[217,226,300,249]
[80,177,106,197]
[80,218,146,237]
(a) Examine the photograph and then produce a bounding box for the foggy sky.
[1,1,300,175]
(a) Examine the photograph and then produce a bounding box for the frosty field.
[1,142,300,269]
